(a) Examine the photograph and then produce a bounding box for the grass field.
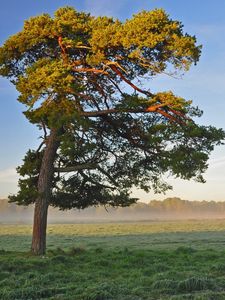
[1,220,225,299]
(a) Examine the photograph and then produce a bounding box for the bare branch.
[79,170,115,190]
[89,74,110,109]
[97,166,119,187]
[36,141,45,153]
[55,163,98,173]
[58,36,68,63]
[73,67,108,75]
[80,105,186,125]
[100,115,157,155]
[73,45,91,50]
[107,77,124,95]
[41,121,47,140]
[106,62,153,97]
[80,108,146,117]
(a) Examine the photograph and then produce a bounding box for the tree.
[0,7,224,255]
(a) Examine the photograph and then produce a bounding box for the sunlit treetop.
[0,6,201,125]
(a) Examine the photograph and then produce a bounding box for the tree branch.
[55,163,98,173]
[100,115,156,155]
[97,166,119,187]
[79,170,115,190]
[41,121,47,140]
[58,36,68,63]
[36,141,45,153]
[73,67,108,75]
[107,77,124,95]
[80,108,147,117]
[80,105,186,124]
[106,62,154,97]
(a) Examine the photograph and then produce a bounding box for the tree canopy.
[0,7,224,254]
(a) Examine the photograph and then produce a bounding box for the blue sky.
[0,0,224,201]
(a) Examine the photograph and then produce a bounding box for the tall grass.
[1,247,225,299]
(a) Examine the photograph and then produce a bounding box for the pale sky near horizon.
[0,0,224,202]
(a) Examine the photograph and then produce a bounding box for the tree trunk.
[31,128,60,255]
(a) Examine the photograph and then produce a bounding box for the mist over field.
[1,197,225,224]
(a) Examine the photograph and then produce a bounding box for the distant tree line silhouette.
[1,197,225,223]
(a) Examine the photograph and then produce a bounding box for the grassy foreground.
[1,220,225,299]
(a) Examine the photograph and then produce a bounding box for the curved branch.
[58,36,68,63]
[97,166,119,187]
[100,115,157,155]
[89,74,110,109]
[41,121,47,140]
[107,63,154,97]
[36,141,45,153]
[79,170,115,190]
[107,77,124,95]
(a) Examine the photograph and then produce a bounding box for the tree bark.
[31,128,60,255]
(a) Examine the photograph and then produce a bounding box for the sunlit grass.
[1,219,225,252]
[2,219,225,236]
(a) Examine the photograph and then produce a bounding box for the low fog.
[1,197,225,224]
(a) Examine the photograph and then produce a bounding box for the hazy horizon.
[2,197,225,224]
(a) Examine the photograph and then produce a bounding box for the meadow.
[1,220,225,299]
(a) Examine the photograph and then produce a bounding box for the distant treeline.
[0,197,225,223]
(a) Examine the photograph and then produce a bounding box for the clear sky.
[0,0,224,201]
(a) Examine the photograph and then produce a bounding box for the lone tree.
[0,7,224,255]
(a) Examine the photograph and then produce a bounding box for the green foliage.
[2,231,225,299]
[8,150,42,205]
[0,6,224,210]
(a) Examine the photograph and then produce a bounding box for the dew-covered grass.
[1,220,225,299]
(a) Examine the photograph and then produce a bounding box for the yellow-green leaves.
[16,58,75,105]
[0,6,201,78]
[23,14,55,38]
[0,6,201,127]
[119,9,200,72]
[149,92,192,111]
[121,9,172,49]
[88,17,122,55]
[1,14,55,61]
[54,6,91,36]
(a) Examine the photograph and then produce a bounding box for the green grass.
[2,220,225,252]
[1,220,225,299]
